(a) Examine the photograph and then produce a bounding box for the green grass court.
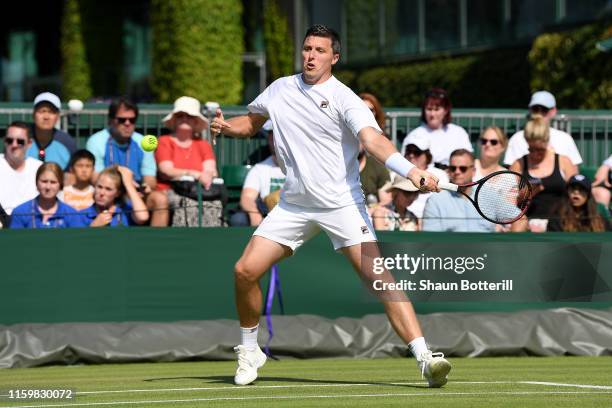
[1,357,610,407]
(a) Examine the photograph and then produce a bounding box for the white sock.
[240,325,259,349]
[408,337,428,359]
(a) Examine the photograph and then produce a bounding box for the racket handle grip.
[438,181,459,192]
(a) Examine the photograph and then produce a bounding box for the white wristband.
[385,152,415,177]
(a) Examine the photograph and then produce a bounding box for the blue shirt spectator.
[27,127,76,169]
[86,128,155,183]
[422,190,494,232]
[10,197,82,229]
[422,149,495,232]
[79,202,136,227]
[27,92,77,169]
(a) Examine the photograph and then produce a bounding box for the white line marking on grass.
[521,381,612,390]
[1,380,609,399]
[2,391,612,408]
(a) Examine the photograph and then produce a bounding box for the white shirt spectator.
[0,155,42,214]
[243,156,286,199]
[603,154,612,168]
[401,123,472,166]
[504,128,582,166]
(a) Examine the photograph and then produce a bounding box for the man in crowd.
[27,92,76,170]
[504,90,582,169]
[86,97,169,226]
[0,121,43,214]
[423,149,495,232]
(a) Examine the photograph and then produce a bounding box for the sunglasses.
[4,137,27,146]
[404,146,424,156]
[115,116,137,124]
[449,165,471,173]
[480,138,500,146]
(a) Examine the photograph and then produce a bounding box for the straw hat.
[163,96,209,132]
[385,175,419,193]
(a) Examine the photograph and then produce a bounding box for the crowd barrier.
[1,228,610,326]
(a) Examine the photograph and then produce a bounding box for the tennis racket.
[421,170,532,225]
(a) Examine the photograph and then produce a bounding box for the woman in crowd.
[547,174,610,232]
[359,92,387,136]
[510,116,576,232]
[10,162,81,228]
[80,166,149,227]
[155,96,222,227]
[372,176,420,231]
[474,126,507,181]
[400,88,472,168]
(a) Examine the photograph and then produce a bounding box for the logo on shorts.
[361,226,369,235]
[320,100,329,108]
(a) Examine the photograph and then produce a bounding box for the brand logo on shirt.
[320,100,329,108]
[361,226,369,235]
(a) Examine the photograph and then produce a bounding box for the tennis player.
[211,24,451,388]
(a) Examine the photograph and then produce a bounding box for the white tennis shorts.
[254,200,377,251]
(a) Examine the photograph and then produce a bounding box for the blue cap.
[529,91,556,109]
[567,174,591,192]
[33,92,61,111]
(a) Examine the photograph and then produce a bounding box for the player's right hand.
[408,167,440,193]
[211,108,232,136]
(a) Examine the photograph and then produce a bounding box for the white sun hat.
[162,96,209,132]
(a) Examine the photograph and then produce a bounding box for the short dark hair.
[108,97,139,119]
[69,149,95,169]
[304,24,341,55]
[7,121,31,139]
[449,148,475,162]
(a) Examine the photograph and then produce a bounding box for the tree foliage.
[529,21,612,109]
[263,0,294,81]
[60,0,93,101]
[151,0,244,104]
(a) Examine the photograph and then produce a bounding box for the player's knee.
[234,260,259,284]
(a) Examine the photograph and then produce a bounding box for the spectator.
[474,126,507,181]
[232,120,286,226]
[58,150,95,210]
[422,149,495,232]
[10,162,81,228]
[504,91,582,167]
[401,133,448,222]
[359,93,387,136]
[27,92,77,170]
[592,154,611,211]
[510,117,577,232]
[400,88,472,168]
[0,121,43,214]
[372,176,420,231]
[86,97,169,226]
[547,175,610,232]
[155,96,222,227]
[79,166,149,227]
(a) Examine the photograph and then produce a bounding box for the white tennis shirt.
[248,74,381,208]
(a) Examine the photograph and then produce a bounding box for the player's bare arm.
[358,126,440,192]
[210,109,267,139]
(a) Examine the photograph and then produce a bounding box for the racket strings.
[476,172,531,224]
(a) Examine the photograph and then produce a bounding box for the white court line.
[522,381,612,390]
[0,380,609,397]
[1,390,612,408]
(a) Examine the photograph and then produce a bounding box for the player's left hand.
[407,167,440,192]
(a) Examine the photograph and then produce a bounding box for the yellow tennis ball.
[141,135,158,152]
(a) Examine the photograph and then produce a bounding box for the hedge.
[150,0,244,104]
[263,0,294,81]
[529,20,612,109]
[336,47,531,108]
[60,0,93,101]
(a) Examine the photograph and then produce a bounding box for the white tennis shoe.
[234,345,267,385]
[417,350,452,388]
